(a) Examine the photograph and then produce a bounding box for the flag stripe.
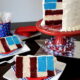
[45,20,62,25]
[47,71,55,77]
[23,57,30,78]
[57,0,62,2]
[30,57,37,78]
[16,44,22,48]
[16,57,23,78]
[47,56,54,71]
[0,41,5,53]
[45,10,63,15]
[38,56,47,72]
[0,38,10,52]
[45,0,62,2]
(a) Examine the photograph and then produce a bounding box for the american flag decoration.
[45,37,75,57]
[0,35,22,54]
[0,12,11,37]
[16,55,56,78]
[0,23,11,37]
[43,0,62,26]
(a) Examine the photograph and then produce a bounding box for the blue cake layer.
[45,0,57,3]
[38,56,47,72]
[38,56,54,72]
[44,3,56,10]
[6,35,21,46]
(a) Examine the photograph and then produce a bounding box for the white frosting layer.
[23,56,30,77]
[44,15,62,21]
[61,0,80,31]
[0,41,5,53]
[56,2,62,9]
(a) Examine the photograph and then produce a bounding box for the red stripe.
[45,20,62,25]
[16,57,23,78]
[45,10,63,15]
[0,38,10,52]
[16,44,22,48]
[47,71,55,77]
[30,57,37,78]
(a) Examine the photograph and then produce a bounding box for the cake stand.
[36,20,80,80]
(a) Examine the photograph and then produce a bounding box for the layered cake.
[42,0,80,31]
[0,35,22,54]
[41,0,62,26]
[16,55,56,78]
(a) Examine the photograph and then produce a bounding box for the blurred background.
[0,0,42,22]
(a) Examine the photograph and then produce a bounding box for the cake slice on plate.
[0,35,22,54]
[16,55,56,78]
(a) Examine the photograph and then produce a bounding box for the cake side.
[41,0,63,27]
[16,55,56,78]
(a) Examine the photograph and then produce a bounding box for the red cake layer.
[16,57,23,78]
[30,57,37,78]
[57,0,62,2]
[45,10,63,15]
[45,20,62,25]
[0,38,10,52]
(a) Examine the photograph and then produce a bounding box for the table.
[0,32,80,80]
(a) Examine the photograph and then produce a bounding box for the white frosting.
[8,45,17,50]
[44,15,62,21]
[41,20,45,26]
[56,2,62,9]
[61,0,80,31]
[23,56,30,77]
[0,41,5,53]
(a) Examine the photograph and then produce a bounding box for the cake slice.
[0,35,22,54]
[16,55,56,78]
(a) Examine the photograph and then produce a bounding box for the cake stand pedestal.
[36,20,80,80]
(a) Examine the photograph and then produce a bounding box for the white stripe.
[37,56,47,77]
[44,15,62,20]
[0,41,5,53]
[23,56,30,78]
[57,2,62,9]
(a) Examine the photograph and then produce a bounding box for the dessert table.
[0,29,80,80]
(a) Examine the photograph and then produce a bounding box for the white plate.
[3,65,62,80]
